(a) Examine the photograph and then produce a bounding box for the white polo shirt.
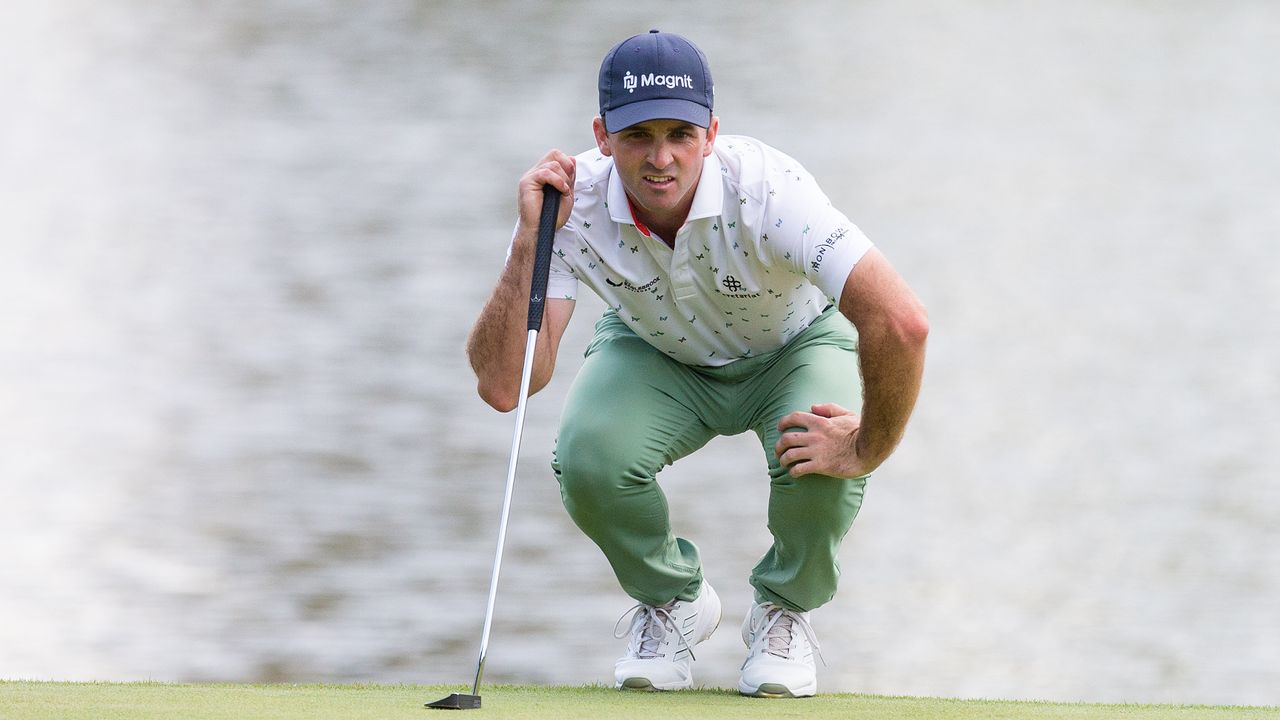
[546,134,872,367]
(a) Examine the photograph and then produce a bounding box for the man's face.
[593,116,719,228]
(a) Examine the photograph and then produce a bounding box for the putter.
[428,185,562,711]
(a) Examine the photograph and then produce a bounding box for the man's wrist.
[853,427,895,473]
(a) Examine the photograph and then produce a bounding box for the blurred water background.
[2,0,1278,707]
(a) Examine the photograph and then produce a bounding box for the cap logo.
[629,71,695,92]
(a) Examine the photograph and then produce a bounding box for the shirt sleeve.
[760,158,873,305]
[546,225,578,301]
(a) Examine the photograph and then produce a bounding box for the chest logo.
[715,273,761,300]
[605,275,662,293]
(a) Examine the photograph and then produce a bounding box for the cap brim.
[604,98,711,133]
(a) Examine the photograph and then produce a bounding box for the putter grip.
[527,186,562,331]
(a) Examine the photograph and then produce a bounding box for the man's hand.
[774,403,874,479]
[517,150,576,237]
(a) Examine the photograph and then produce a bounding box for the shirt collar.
[606,150,725,228]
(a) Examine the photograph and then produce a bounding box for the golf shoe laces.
[614,603,698,661]
[744,605,825,666]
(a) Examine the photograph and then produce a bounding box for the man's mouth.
[643,174,675,186]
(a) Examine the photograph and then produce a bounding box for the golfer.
[466,30,928,698]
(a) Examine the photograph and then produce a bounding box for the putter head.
[426,692,482,710]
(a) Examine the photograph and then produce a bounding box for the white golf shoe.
[613,581,722,691]
[738,601,822,698]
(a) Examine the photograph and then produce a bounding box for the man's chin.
[633,188,684,212]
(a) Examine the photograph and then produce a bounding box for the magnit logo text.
[624,71,695,94]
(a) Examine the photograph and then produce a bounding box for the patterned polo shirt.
[545,134,873,367]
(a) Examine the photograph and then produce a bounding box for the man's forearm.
[854,314,928,468]
[466,231,540,410]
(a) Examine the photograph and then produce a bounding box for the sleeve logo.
[809,227,849,274]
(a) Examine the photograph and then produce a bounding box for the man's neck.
[627,195,693,248]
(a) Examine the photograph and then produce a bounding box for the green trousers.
[552,307,867,612]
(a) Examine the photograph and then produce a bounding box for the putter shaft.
[472,327,539,694]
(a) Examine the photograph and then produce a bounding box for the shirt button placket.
[671,226,698,303]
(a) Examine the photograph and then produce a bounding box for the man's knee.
[553,422,648,523]
[768,474,866,544]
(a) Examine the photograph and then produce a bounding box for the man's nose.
[648,141,674,169]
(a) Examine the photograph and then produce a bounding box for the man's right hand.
[517,150,576,238]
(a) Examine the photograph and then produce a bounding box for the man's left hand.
[775,403,873,479]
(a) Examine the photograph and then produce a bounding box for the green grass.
[0,682,1276,720]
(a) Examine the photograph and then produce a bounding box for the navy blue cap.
[598,30,714,133]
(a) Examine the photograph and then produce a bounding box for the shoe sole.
[619,677,657,691]
[738,681,815,698]
[617,677,692,692]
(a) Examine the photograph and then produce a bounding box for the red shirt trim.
[626,197,652,238]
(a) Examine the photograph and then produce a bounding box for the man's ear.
[703,116,719,157]
[593,116,612,157]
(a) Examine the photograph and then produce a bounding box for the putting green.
[1,682,1276,720]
